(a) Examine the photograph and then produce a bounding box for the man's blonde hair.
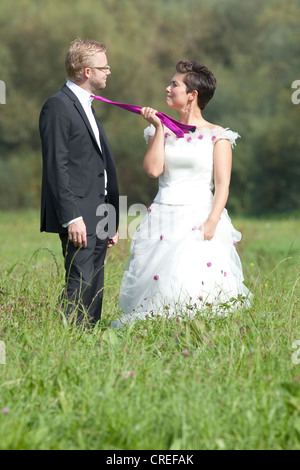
[65,38,106,82]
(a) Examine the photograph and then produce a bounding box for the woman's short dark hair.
[176,60,217,110]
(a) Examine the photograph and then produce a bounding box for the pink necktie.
[91,94,196,138]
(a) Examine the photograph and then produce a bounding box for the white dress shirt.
[62,80,106,227]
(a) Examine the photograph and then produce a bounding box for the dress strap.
[213,128,240,148]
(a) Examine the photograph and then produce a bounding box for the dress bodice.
[144,125,240,205]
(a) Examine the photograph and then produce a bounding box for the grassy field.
[0,209,299,450]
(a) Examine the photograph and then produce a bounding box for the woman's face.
[165,73,189,110]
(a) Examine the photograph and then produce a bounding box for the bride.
[114,60,251,327]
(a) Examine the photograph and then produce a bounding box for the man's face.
[88,51,111,91]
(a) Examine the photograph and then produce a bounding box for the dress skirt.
[116,199,251,327]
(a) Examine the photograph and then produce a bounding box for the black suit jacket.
[39,85,119,236]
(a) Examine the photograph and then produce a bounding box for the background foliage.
[0,0,299,214]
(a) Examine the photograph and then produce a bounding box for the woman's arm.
[141,107,165,178]
[202,138,232,240]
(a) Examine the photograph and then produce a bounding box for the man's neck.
[68,79,93,95]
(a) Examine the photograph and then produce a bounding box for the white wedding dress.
[114,125,251,327]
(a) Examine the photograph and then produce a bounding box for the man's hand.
[68,219,87,248]
[108,230,119,248]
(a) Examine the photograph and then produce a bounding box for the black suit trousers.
[59,232,108,327]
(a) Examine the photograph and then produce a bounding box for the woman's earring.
[185,102,193,112]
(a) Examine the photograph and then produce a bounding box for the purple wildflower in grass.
[123,371,135,379]
[1,408,10,414]
[183,348,189,357]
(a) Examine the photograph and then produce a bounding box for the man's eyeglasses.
[89,65,111,73]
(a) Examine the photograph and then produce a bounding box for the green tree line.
[0,0,299,214]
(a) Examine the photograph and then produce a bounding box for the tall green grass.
[0,210,299,449]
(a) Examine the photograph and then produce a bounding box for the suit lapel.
[92,107,107,158]
[61,85,103,156]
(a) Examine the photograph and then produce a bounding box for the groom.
[39,39,119,327]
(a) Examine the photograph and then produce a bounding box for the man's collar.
[66,80,94,105]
